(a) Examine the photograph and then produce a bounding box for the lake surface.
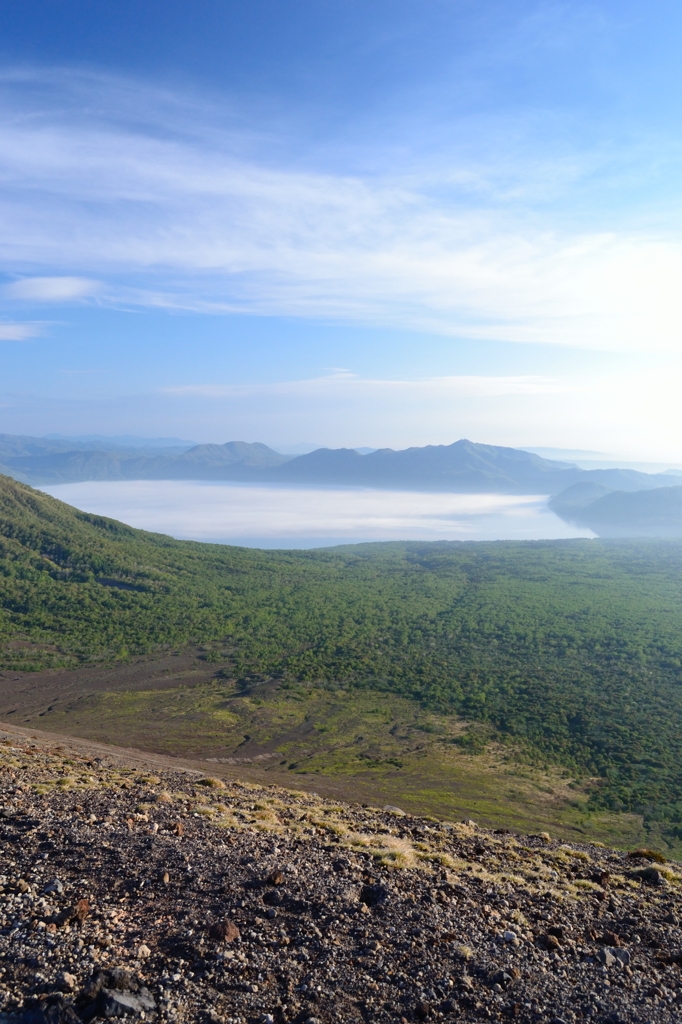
[42,480,594,548]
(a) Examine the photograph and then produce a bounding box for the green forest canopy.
[2,474,682,837]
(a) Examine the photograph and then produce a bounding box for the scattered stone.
[633,866,666,886]
[597,947,618,967]
[99,987,156,1017]
[20,997,82,1023]
[359,882,389,906]
[0,730,680,1024]
[208,919,240,942]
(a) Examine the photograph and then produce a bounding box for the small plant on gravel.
[629,848,667,863]
[197,777,225,789]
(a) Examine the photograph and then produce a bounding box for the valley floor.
[0,659,664,856]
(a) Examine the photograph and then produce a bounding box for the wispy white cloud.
[0,322,41,341]
[1,69,682,351]
[4,276,100,301]
[162,372,560,399]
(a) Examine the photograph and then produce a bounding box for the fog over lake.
[40,481,594,548]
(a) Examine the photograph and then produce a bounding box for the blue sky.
[1,1,682,457]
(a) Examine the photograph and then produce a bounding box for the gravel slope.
[0,730,681,1024]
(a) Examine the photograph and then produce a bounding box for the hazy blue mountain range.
[1,434,680,495]
[44,433,198,451]
[550,482,682,537]
[0,436,291,484]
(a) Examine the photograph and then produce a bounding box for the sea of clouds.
[41,481,594,548]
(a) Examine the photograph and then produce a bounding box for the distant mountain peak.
[0,433,680,494]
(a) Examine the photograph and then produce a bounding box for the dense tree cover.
[2,475,682,837]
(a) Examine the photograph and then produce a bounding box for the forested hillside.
[2,474,682,839]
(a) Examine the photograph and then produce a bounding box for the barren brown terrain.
[0,724,681,1024]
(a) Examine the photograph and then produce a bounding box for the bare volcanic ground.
[0,730,681,1024]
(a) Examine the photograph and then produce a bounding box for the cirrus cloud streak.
[1,69,682,352]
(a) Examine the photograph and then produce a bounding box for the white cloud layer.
[2,70,682,351]
[40,481,593,547]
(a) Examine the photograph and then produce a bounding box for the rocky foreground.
[0,731,681,1024]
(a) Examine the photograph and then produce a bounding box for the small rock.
[161,871,170,884]
[633,866,665,886]
[208,919,240,942]
[359,882,389,907]
[43,879,64,895]
[74,898,90,923]
[415,1001,430,1020]
[105,966,137,991]
[383,805,405,815]
[54,898,89,929]
[597,947,617,968]
[503,930,517,943]
[613,948,631,967]
[56,971,76,992]
[21,997,82,1023]
[136,944,151,958]
[100,987,156,1017]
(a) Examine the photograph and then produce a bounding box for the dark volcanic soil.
[0,654,215,721]
[0,728,681,1024]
